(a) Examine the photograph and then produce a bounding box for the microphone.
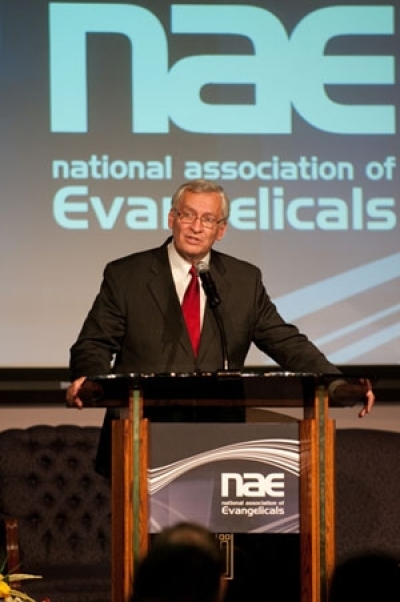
[196,261,229,371]
[196,261,221,308]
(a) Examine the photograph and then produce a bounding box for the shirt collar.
[168,241,210,277]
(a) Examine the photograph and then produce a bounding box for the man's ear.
[215,222,228,241]
[167,209,175,229]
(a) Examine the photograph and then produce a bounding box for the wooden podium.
[80,371,351,602]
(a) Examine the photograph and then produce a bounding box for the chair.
[335,428,400,563]
[0,424,111,602]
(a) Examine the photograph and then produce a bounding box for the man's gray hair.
[171,179,230,221]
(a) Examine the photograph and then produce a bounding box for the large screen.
[1,0,399,368]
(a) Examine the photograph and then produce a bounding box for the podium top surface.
[78,371,362,408]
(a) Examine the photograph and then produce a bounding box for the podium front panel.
[149,422,300,534]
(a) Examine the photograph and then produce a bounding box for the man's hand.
[328,377,375,417]
[65,376,87,409]
[358,378,375,418]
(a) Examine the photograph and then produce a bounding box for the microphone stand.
[196,262,229,371]
[210,304,229,372]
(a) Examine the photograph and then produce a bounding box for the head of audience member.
[132,522,227,602]
[329,551,400,602]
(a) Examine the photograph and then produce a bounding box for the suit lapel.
[147,245,194,359]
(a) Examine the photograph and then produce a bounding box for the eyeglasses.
[174,208,226,229]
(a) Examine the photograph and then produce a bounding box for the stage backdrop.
[1,0,399,367]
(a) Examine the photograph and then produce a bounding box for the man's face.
[168,190,227,263]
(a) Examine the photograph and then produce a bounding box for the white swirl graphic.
[149,438,299,493]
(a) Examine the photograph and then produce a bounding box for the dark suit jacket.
[70,240,340,476]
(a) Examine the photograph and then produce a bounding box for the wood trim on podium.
[300,384,336,602]
[111,390,149,602]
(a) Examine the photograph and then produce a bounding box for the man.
[66,179,374,475]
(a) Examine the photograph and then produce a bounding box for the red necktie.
[182,265,200,355]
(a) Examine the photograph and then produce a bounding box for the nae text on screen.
[49,4,395,135]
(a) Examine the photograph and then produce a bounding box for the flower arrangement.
[0,560,42,602]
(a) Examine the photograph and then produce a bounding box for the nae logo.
[221,472,284,498]
[49,3,395,135]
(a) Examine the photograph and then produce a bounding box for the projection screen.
[1,0,399,368]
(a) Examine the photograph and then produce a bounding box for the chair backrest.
[335,428,400,563]
[0,424,111,571]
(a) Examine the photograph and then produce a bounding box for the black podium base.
[225,534,300,602]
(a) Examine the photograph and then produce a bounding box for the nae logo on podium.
[221,472,285,498]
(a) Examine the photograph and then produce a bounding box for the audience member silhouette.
[131,522,227,602]
[329,551,400,602]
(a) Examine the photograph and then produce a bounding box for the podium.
[80,371,358,602]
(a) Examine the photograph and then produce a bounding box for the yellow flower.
[0,571,42,602]
[0,577,11,598]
